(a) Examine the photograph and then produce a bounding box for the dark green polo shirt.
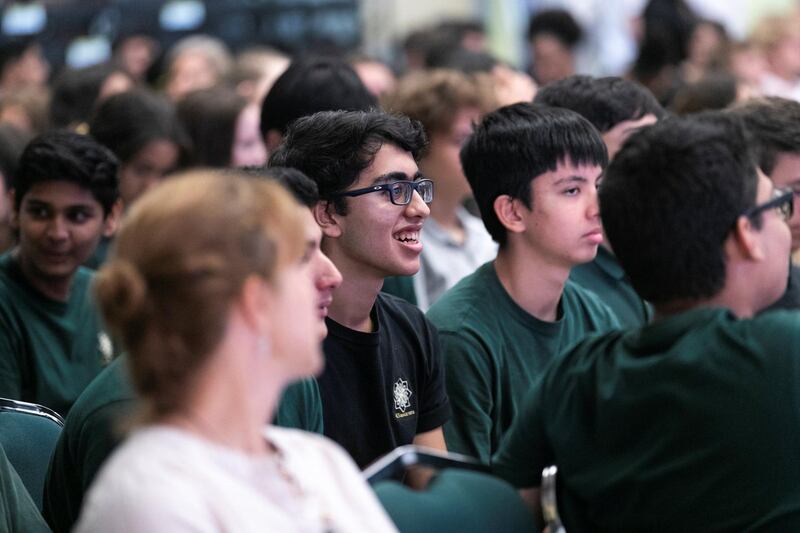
[43,354,323,533]
[427,261,620,464]
[569,246,652,327]
[0,253,116,415]
[493,307,800,532]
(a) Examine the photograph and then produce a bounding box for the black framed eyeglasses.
[743,187,794,222]
[333,179,434,206]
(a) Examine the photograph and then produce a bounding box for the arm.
[407,427,446,489]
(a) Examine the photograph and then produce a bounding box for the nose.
[45,216,68,241]
[404,189,430,219]
[314,251,343,292]
[587,187,600,220]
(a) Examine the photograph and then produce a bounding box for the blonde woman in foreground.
[75,171,397,532]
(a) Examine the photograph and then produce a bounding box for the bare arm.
[406,427,447,489]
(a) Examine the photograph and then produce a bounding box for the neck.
[165,334,287,456]
[14,249,73,302]
[322,241,382,332]
[494,244,570,322]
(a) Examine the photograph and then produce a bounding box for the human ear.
[102,199,123,238]
[493,194,527,235]
[313,201,342,239]
[729,215,764,261]
[238,274,272,335]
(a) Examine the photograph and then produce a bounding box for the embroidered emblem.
[393,378,413,413]
[98,332,114,365]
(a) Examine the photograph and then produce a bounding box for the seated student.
[535,75,664,327]
[74,171,396,532]
[0,131,121,415]
[0,442,49,533]
[381,69,498,310]
[259,56,377,156]
[492,113,800,531]
[270,110,451,469]
[426,104,620,464]
[730,97,800,310]
[43,166,342,533]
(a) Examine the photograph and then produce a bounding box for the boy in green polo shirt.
[0,131,120,415]
[493,113,800,531]
[427,104,619,464]
[535,75,665,327]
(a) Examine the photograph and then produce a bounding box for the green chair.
[368,446,537,533]
[0,399,64,512]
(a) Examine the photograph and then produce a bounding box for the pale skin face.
[231,105,267,168]
[322,143,430,281]
[517,160,604,269]
[766,151,800,251]
[602,114,658,160]
[119,139,180,208]
[298,208,343,338]
[12,181,118,301]
[421,107,481,205]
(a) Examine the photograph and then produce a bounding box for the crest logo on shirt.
[393,378,415,419]
[98,332,114,366]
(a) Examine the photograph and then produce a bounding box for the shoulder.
[563,280,620,327]
[267,426,359,471]
[427,264,495,330]
[376,292,435,334]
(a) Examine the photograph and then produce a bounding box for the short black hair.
[600,113,758,305]
[49,62,133,129]
[534,75,665,133]
[89,89,190,166]
[460,103,607,247]
[259,57,377,140]
[728,97,800,176]
[527,9,583,47]
[269,110,427,215]
[14,130,120,215]
[237,165,319,208]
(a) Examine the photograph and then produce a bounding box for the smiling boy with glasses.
[269,110,451,472]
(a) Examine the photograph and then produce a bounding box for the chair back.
[373,468,537,533]
[0,398,64,511]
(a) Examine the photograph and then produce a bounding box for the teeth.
[394,231,419,243]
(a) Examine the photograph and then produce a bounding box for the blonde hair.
[381,68,495,136]
[95,170,304,418]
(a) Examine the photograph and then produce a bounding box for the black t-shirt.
[319,293,451,468]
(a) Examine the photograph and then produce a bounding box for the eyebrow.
[553,175,589,186]
[24,198,98,210]
[370,170,424,186]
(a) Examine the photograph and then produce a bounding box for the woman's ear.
[313,201,342,238]
[102,199,124,238]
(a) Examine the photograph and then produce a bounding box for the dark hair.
[259,57,377,139]
[269,110,427,215]
[728,97,800,176]
[89,89,190,166]
[600,113,758,304]
[534,75,665,133]
[49,62,134,129]
[177,86,246,167]
[426,48,498,74]
[0,123,31,189]
[14,130,120,215]
[527,9,583,47]
[460,103,607,247]
[672,72,738,115]
[237,165,319,208]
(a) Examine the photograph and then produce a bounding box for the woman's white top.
[75,425,398,533]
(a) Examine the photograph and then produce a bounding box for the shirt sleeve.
[415,319,451,434]
[0,310,23,400]
[439,330,495,463]
[491,378,552,488]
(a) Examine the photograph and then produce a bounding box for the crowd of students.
[0,2,799,532]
